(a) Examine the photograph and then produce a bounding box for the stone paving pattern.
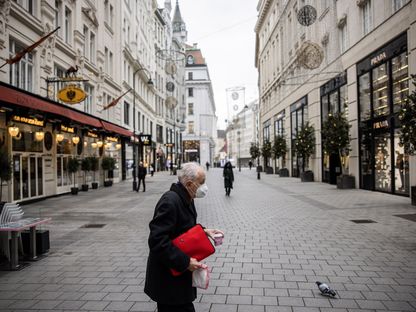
[0,168,415,312]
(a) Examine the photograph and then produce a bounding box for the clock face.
[231,92,239,100]
[297,5,317,26]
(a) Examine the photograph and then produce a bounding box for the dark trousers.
[157,302,195,312]
[137,178,145,192]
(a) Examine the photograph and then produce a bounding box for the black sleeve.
[148,193,190,273]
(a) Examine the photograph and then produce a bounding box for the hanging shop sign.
[57,84,87,104]
[106,136,118,142]
[12,115,44,127]
[86,131,98,138]
[139,134,152,146]
[60,125,75,133]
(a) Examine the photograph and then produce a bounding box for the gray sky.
[158,0,259,130]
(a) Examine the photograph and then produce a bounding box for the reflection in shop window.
[372,63,389,117]
[392,52,409,113]
[359,73,371,121]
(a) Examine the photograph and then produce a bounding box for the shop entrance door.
[12,154,43,202]
[56,155,72,193]
[374,132,392,192]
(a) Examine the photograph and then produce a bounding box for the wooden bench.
[0,203,51,270]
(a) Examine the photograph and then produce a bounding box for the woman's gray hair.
[178,162,205,184]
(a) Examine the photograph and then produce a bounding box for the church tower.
[172,0,187,44]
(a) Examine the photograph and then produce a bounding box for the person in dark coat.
[144,162,223,312]
[137,162,147,192]
[223,161,234,196]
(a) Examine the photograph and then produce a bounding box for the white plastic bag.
[192,264,210,289]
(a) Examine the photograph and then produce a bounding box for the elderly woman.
[144,162,223,312]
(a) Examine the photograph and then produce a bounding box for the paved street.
[1,168,416,312]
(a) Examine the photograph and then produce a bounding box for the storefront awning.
[0,84,102,128]
[101,120,133,137]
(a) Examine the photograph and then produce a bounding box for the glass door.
[374,133,391,192]
[56,155,72,193]
[12,154,44,202]
[394,130,409,195]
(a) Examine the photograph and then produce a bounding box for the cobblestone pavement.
[0,168,416,312]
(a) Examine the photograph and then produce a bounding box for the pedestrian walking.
[248,160,253,170]
[150,163,154,177]
[205,161,210,171]
[223,161,234,196]
[144,162,223,312]
[137,162,146,192]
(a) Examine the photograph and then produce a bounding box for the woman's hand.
[204,228,224,240]
[188,257,203,272]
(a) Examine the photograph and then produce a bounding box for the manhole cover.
[350,219,377,224]
[394,214,416,222]
[80,224,106,228]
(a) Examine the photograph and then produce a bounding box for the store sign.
[373,120,389,129]
[165,143,174,147]
[139,134,152,146]
[60,125,75,133]
[106,136,118,142]
[370,52,387,66]
[87,131,98,138]
[12,115,44,127]
[57,84,87,104]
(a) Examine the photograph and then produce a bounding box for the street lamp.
[132,66,153,191]
[237,131,241,172]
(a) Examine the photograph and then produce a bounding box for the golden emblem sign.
[58,84,87,104]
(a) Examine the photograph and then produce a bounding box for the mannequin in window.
[396,151,404,190]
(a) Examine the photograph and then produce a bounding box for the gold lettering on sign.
[371,52,387,66]
[106,136,118,142]
[60,125,75,133]
[373,120,389,129]
[87,131,98,138]
[12,115,44,127]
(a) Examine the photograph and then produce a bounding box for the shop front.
[357,33,410,196]
[0,82,132,203]
[183,140,200,163]
[290,96,308,177]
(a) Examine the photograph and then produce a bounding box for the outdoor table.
[0,217,51,270]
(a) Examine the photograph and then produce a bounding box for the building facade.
[255,0,415,199]
[0,0,187,203]
[183,44,217,166]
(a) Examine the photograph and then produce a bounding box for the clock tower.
[172,0,187,44]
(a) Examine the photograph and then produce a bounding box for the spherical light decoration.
[297,5,317,26]
[56,133,64,142]
[8,126,19,137]
[297,41,324,70]
[97,141,103,148]
[84,141,88,147]
[35,131,45,141]
[105,142,112,149]
[91,142,98,149]
[116,143,122,150]
[72,136,80,145]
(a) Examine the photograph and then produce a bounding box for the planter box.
[92,182,98,189]
[81,184,89,192]
[265,167,274,174]
[337,175,356,189]
[21,230,50,255]
[412,186,416,206]
[70,187,78,195]
[300,170,314,182]
[279,168,289,177]
[104,180,113,187]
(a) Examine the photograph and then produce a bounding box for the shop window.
[392,52,409,113]
[290,97,308,177]
[372,63,389,117]
[12,131,43,152]
[359,73,371,121]
[9,39,34,92]
[56,136,74,155]
[274,113,284,137]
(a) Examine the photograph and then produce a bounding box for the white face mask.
[195,183,208,198]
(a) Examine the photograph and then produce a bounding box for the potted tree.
[293,122,315,182]
[261,140,273,174]
[0,147,12,209]
[89,156,99,189]
[398,75,416,205]
[102,156,115,187]
[80,157,91,191]
[250,142,261,175]
[67,157,80,195]
[272,135,288,177]
[322,112,354,189]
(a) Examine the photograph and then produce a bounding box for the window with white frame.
[15,0,35,15]
[9,39,34,92]
[64,6,72,44]
[188,121,194,134]
[109,51,113,76]
[362,0,372,36]
[55,0,62,37]
[339,22,348,53]
[83,25,88,58]
[89,32,95,63]
[84,85,94,114]
[104,47,109,73]
[124,101,130,125]
[393,0,409,11]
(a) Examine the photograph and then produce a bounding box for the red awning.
[101,120,133,137]
[0,85,102,128]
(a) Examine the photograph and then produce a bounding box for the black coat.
[144,182,197,304]
[138,166,147,179]
[223,167,234,188]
